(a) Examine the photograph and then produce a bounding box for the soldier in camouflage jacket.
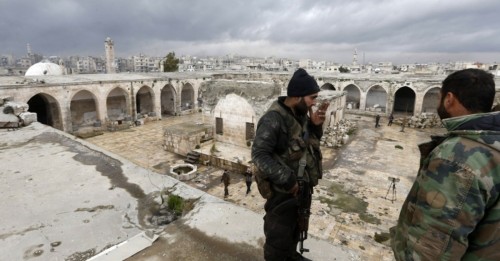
[252,68,327,261]
[391,68,500,260]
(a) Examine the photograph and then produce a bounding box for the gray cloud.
[1,0,499,64]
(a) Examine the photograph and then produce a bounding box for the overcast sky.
[1,0,500,64]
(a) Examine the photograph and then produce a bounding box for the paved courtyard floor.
[85,112,445,261]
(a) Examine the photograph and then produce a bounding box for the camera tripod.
[385,179,397,203]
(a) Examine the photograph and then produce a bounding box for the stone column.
[359,91,367,111]
[414,91,424,115]
[96,90,107,125]
[153,84,162,119]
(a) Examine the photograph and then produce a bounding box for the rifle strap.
[297,151,307,179]
[298,118,309,180]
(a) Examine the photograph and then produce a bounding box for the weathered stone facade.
[0,71,498,135]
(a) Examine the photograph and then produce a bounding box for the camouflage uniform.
[391,112,500,260]
[252,97,323,260]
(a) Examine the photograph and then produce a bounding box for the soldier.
[220,170,230,198]
[245,166,252,195]
[375,114,381,127]
[252,68,327,261]
[387,113,394,126]
[391,69,500,260]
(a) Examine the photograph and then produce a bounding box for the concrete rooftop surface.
[0,123,353,261]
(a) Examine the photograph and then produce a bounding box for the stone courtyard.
[85,111,445,260]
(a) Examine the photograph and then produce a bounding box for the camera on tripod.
[385,177,400,203]
[388,177,400,183]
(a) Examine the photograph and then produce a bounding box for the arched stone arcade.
[106,87,130,121]
[2,72,481,133]
[422,87,441,113]
[27,93,63,130]
[181,83,195,111]
[70,90,99,131]
[343,84,361,109]
[161,84,176,116]
[366,85,388,112]
[321,83,336,90]
[136,86,155,116]
[393,86,416,113]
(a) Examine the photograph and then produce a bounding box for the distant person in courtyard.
[252,68,327,261]
[399,117,407,132]
[391,69,500,260]
[387,113,394,126]
[221,170,230,198]
[375,114,381,127]
[245,166,252,195]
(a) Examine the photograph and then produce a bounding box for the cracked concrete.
[0,118,352,260]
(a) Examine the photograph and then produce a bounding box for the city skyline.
[1,0,500,64]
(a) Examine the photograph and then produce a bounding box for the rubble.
[393,113,443,129]
[0,97,37,129]
[321,119,357,148]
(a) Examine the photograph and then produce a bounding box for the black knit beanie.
[287,68,320,97]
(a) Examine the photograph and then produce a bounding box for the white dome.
[25,62,63,76]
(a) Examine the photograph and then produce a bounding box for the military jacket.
[391,112,500,260]
[251,97,323,192]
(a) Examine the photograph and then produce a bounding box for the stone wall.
[163,122,213,156]
[212,93,256,147]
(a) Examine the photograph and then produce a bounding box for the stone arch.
[106,87,130,121]
[422,87,441,114]
[70,90,99,130]
[161,83,177,116]
[366,85,388,112]
[213,93,256,147]
[394,86,416,113]
[343,84,361,109]
[181,83,194,110]
[321,83,335,90]
[136,85,154,115]
[27,92,63,130]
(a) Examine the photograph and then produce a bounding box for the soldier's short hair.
[442,69,495,113]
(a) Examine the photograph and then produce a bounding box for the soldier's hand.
[289,183,299,197]
[310,102,329,126]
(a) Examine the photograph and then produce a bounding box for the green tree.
[339,66,350,73]
[163,52,180,72]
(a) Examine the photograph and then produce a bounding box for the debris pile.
[393,113,443,129]
[0,97,37,129]
[321,119,357,148]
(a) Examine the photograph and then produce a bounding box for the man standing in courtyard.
[387,113,394,126]
[252,68,327,261]
[221,170,230,198]
[391,68,500,260]
[375,114,381,127]
[245,166,253,195]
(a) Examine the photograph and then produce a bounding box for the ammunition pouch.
[253,165,273,199]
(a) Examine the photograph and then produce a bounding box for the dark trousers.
[263,192,299,260]
[246,181,252,194]
[224,185,229,197]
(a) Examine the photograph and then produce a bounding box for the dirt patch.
[126,222,263,261]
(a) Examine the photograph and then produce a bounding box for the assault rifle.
[297,160,311,254]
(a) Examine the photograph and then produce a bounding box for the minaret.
[352,48,358,66]
[104,37,116,73]
[27,43,32,56]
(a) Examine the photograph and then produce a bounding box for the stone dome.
[25,62,64,76]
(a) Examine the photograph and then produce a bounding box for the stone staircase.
[184,151,201,164]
